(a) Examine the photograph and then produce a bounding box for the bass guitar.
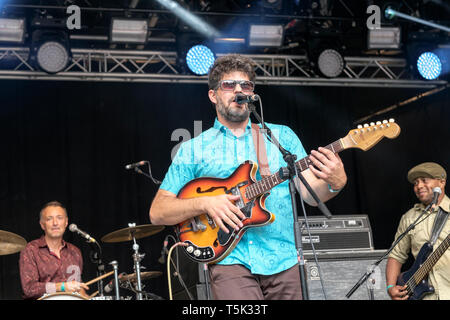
[176,120,401,263]
[397,232,450,300]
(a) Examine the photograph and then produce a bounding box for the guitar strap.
[429,207,449,246]
[251,123,271,178]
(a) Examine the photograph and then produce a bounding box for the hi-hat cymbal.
[0,230,27,255]
[121,271,162,283]
[101,224,164,243]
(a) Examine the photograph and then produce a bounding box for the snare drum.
[38,292,88,300]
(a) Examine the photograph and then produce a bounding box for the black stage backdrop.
[0,80,448,300]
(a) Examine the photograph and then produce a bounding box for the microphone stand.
[248,103,333,300]
[133,162,161,185]
[88,241,105,297]
[345,204,432,299]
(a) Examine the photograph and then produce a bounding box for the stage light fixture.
[368,27,401,49]
[30,30,71,74]
[417,52,442,80]
[110,18,149,44]
[186,45,215,75]
[0,18,25,43]
[249,25,283,47]
[317,49,344,78]
[36,41,70,74]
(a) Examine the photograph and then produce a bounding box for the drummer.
[19,201,89,299]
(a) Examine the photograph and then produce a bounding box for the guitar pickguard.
[217,200,255,247]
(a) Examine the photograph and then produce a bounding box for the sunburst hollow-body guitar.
[176,120,401,263]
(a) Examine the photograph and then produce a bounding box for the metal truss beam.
[0,47,446,88]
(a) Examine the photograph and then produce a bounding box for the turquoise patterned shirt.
[160,118,307,275]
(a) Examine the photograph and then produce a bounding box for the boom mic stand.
[248,102,333,300]
[345,203,432,299]
[133,161,162,185]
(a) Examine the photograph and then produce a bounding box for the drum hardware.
[130,223,145,300]
[101,223,164,301]
[110,260,121,300]
[0,230,27,255]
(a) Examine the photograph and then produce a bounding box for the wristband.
[386,285,394,292]
[61,282,65,292]
[328,184,341,193]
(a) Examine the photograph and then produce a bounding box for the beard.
[216,97,250,123]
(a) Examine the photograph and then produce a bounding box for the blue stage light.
[417,52,442,80]
[186,45,215,75]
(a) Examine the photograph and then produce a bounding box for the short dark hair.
[39,201,67,221]
[208,54,256,90]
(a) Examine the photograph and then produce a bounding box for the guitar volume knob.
[186,246,194,253]
[193,249,201,257]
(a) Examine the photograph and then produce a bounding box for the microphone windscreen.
[433,187,442,195]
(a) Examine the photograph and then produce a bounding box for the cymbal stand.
[129,223,145,300]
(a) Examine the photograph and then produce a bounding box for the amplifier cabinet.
[304,250,390,300]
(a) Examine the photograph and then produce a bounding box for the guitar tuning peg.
[376,121,381,125]
[389,118,395,123]
[382,120,388,124]
[364,123,369,128]
[370,122,375,126]
[357,124,363,129]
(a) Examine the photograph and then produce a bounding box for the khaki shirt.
[389,195,450,300]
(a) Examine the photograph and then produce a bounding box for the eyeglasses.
[218,80,255,92]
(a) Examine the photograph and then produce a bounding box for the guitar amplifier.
[298,215,374,253]
[304,250,390,300]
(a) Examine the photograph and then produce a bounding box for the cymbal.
[121,271,162,283]
[0,230,27,255]
[101,224,164,243]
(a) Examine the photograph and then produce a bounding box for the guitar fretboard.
[245,140,344,199]
[409,233,450,288]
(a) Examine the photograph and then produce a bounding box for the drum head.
[38,292,88,300]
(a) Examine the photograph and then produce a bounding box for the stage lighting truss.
[0,47,446,88]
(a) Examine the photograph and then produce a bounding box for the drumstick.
[89,290,99,299]
[85,270,114,286]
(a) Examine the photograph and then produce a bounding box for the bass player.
[386,162,449,300]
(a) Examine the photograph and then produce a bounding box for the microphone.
[429,186,442,208]
[158,236,169,264]
[104,272,125,293]
[234,93,259,105]
[69,224,96,243]
[125,160,147,170]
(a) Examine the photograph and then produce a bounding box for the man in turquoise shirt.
[150,54,347,300]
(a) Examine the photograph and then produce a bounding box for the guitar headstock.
[341,119,401,151]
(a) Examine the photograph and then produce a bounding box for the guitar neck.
[245,139,344,199]
[411,233,450,286]
[295,140,344,172]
